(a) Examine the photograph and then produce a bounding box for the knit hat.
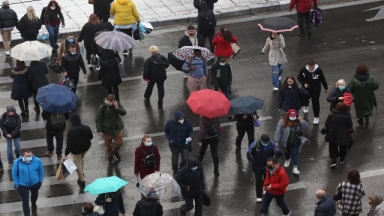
[260,134,270,144]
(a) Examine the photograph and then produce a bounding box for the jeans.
[329,142,348,161]
[219,86,231,100]
[144,79,165,106]
[17,182,42,216]
[255,173,265,198]
[103,130,124,156]
[260,191,290,215]
[271,64,284,88]
[170,145,189,172]
[107,86,120,102]
[235,125,255,147]
[198,136,219,170]
[285,143,300,166]
[46,129,64,155]
[341,213,359,216]
[297,12,311,34]
[6,138,20,163]
[45,25,59,48]
[18,98,29,112]
[181,194,203,216]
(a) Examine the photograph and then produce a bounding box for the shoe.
[256,198,262,203]
[77,179,85,186]
[31,204,37,211]
[365,116,369,124]
[214,169,220,176]
[57,155,63,160]
[292,167,300,175]
[263,189,266,195]
[303,106,309,113]
[183,73,188,78]
[357,118,364,125]
[21,110,26,116]
[330,161,336,168]
[180,206,186,216]
[25,109,29,116]
[114,153,121,161]
[54,44,59,49]
[88,64,93,68]
[107,156,114,164]
[307,31,312,37]
[4,50,10,56]
[279,76,281,80]
[96,66,100,70]
[284,159,291,168]
[33,106,40,113]
[283,211,291,216]
[313,117,319,125]
[298,33,305,38]
[273,87,279,91]
[46,151,53,157]
[339,159,345,164]
[122,50,128,56]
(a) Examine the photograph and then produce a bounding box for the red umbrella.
[343,92,354,106]
[186,89,231,118]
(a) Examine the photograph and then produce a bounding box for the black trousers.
[46,129,64,155]
[303,94,320,117]
[182,193,203,216]
[198,136,219,170]
[106,86,120,102]
[144,80,165,106]
[297,12,311,34]
[170,145,189,172]
[203,35,214,53]
[329,142,348,161]
[255,173,265,198]
[32,89,39,109]
[17,98,29,111]
[235,125,254,146]
[67,73,79,94]
[17,182,42,216]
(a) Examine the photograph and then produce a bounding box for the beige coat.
[261,35,287,66]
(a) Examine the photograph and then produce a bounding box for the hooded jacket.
[132,198,163,216]
[278,86,308,112]
[211,61,232,89]
[164,111,193,147]
[197,1,217,37]
[178,30,205,48]
[175,158,205,198]
[65,114,93,156]
[197,116,220,142]
[27,61,49,90]
[110,0,140,26]
[263,164,289,195]
[289,0,318,13]
[98,51,122,88]
[212,34,238,57]
[61,52,87,75]
[194,0,218,13]
[325,111,353,146]
[326,87,354,112]
[95,100,126,134]
[0,5,18,29]
[17,14,42,40]
[297,64,328,96]
[12,155,44,188]
[0,105,21,138]
[143,54,169,82]
[314,197,336,216]
[11,66,32,100]
[247,140,279,174]
[274,119,309,149]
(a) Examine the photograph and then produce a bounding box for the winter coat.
[278,86,308,112]
[0,5,18,29]
[247,141,279,174]
[61,52,87,76]
[178,31,205,48]
[234,111,258,128]
[263,164,289,195]
[11,66,32,100]
[11,155,44,187]
[274,119,309,150]
[368,201,384,216]
[324,111,353,146]
[326,87,354,112]
[211,61,232,89]
[78,22,113,56]
[134,145,161,179]
[132,198,163,216]
[289,0,318,13]
[17,14,41,40]
[164,111,194,147]
[212,34,238,57]
[94,0,113,22]
[336,181,365,214]
[40,7,64,26]
[56,40,81,64]
[65,115,93,156]
[42,111,70,131]
[0,106,21,138]
[197,116,220,142]
[261,36,287,66]
[197,1,217,37]
[98,54,122,88]
[27,61,49,90]
[314,197,336,216]
[297,64,328,97]
[95,193,125,215]
[347,73,379,119]
[194,0,218,12]
[95,100,126,134]
[175,158,205,198]
[143,54,169,82]
[110,0,140,26]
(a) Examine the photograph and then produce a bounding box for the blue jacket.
[12,156,44,188]
[314,197,336,216]
[278,86,308,112]
[164,111,193,147]
[247,141,280,174]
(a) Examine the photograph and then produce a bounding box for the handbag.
[253,119,260,127]
[55,162,68,181]
[231,43,241,59]
[116,58,128,78]
[202,192,211,206]
[61,77,75,89]
[333,191,342,201]
[37,33,49,41]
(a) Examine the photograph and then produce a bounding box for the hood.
[305,64,319,72]
[152,54,168,65]
[174,111,185,121]
[103,49,117,60]
[354,72,369,81]
[199,1,208,11]
[185,30,197,38]
[117,0,130,5]
[12,66,27,75]
[331,110,352,123]
[7,105,16,114]
[187,158,200,169]
[70,114,81,126]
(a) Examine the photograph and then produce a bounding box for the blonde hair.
[27,6,39,22]
[149,45,159,55]
[335,79,346,87]
[2,0,9,6]
[368,193,383,211]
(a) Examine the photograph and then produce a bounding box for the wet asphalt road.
[0,1,384,216]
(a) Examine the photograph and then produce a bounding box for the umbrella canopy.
[258,17,298,33]
[35,84,77,114]
[10,41,52,61]
[139,172,180,199]
[95,30,136,51]
[84,176,128,196]
[168,52,184,71]
[229,96,264,114]
[186,89,231,118]
[173,46,214,61]
[343,92,354,106]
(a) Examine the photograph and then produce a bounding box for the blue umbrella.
[229,96,264,114]
[35,84,77,114]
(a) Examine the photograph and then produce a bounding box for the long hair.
[47,1,61,12]
[282,112,298,128]
[27,6,39,22]
[368,193,383,211]
[88,14,100,25]
[282,75,299,89]
[140,134,151,148]
[347,169,361,185]
[222,29,233,42]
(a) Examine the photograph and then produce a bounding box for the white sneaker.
[183,73,188,78]
[88,64,93,68]
[279,76,281,80]
[4,50,10,56]
[256,198,262,203]
[284,159,291,167]
[313,117,319,125]
[303,106,309,113]
[273,87,279,91]
[292,167,300,175]
[263,189,266,195]
[283,211,291,216]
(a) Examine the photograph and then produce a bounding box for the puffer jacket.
[61,52,87,75]
[325,111,353,146]
[132,198,163,216]
[98,51,122,88]
[278,86,308,112]
[0,5,18,29]
[11,66,32,100]
[17,14,41,40]
[95,100,126,134]
[263,164,289,195]
[175,158,205,198]
[110,0,140,25]
[0,105,21,138]
[11,155,44,187]
[212,34,238,57]
[164,111,193,147]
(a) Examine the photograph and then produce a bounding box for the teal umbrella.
[84,176,129,196]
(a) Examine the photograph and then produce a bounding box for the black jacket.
[17,14,42,40]
[247,141,278,174]
[178,34,205,48]
[234,111,258,128]
[197,1,216,37]
[175,158,205,198]
[278,86,308,112]
[297,65,328,97]
[0,5,18,28]
[314,197,336,216]
[65,115,93,156]
[61,53,87,75]
[78,22,114,53]
[326,87,354,112]
[95,193,125,215]
[98,51,122,88]
[27,61,49,90]
[143,54,169,82]
[211,61,232,89]
[42,111,70,131]
[0,106,21,138]
[94,0,113,22]
[132,198,163,216]
[194,0,218,12]
[325,111,353,146]
[11,66,32,100]
[40,7,64,25]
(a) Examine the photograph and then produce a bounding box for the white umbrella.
[11,41,52,61]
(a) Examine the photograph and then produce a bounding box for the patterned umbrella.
[138,172,180,199]
[10,41,52,61]
[95,30,136,51]
[173,46,214,61]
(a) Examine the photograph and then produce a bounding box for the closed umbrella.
[186,89,231,118]
[229,96,264,114]
[258,17,298,33]
[138,172,180,199]
[95,30,136,51]
[84,176,128,196]
[10,41,52,61]
[35,84,77,114]
[173,46,214,61]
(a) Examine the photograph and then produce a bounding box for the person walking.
[63,114,93,186]
[261,32,287,91]
[176,158,205,216]
[27,61,49,113]
[61,44,87,95]
[143,45,169,109]
[134,134,161,180]
[197,115,220,176]
[260,157,291,216]
[324,102,354,168]
[0,105,21,165]
[17,6,41,41]
[95,190,125,216]
[194,0,218,13]
[40,0,65,48]
[0,0,18,56]
[247,134,280,203]
[197,1,216,53]
[56,33,81,65]
[164,111,193,176]
[234,111,258,148]
[182,49,208,93]
[211,56,232,99]
[178,25,205,48]
[42,111,69,160]
[367,193,384,216]
[110,0,140,55]
[133,194,163,216]
[297,60,329,124]
[327,79,354,112]
[12,149,44,216]
[336,170,365,216]
[11,60,32,116]
[314,189,336,216]
[96,94,127,164]
[94,0,113,23]
[274,109,308,175]
[82,203,101,216]
[98,49,122,102]
[347,65,379,125]
[278,75,308,112]
[212,27,238,64]
[289,0,318,38]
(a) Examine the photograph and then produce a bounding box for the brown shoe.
[33,106,40,113]
[57,155,63,160]
[31,204,37,211]
[46,151,53,157]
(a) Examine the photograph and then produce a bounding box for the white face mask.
[219,62,225,66]
[82,207,86,213]
[145,142,153,147]
[288,85,292,88]
[178,120,184,124]
[51,6,56,10]
[289,116,297,121]
[70,51,76,55]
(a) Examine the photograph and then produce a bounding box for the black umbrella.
[258,17,298,33]
[168,52,185,71]
[229,96,264,114]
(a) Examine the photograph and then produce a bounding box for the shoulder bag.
[231,43,241,59]
[116,58,128,78]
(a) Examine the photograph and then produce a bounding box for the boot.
[179,205,186,216]
[25,108,29,116]
[365,116,369,124]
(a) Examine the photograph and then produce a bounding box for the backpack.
[310,9,322,26]
[140,146,157,168]
[50,113,66,129]
[206,119,220,136]
[201,12,215,33]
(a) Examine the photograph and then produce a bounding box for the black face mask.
[267,165,274,170]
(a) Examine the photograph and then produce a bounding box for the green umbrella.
[84,176,129,196]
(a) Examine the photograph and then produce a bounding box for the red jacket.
[263,165,289,195]
[289,0,317,13]
[134,145,161,179]
[212,35,238,58]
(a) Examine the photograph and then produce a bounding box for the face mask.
[289,117,297,121]
[267,165,274,170]
[82,207,86,213]
[67,38,74,43]
[195,57,201,59]
[288,85,292,88]
[219,62,225,66]
[338,86,346,91]
[178,120,184,124]
[262,143,268,147]
[191,166,198,171]
[25,156,33,163]
[70,51,76,55]
[270,36,277,39]
[145,142,153,147]
[51,6,56,10]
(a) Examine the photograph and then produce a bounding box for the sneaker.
[57,155,63,160]
[96,66,100,70]
[365,116,369,124]
[292,167,300,175]
[88,64,93,68]
[256,198,262,203]
[313,117,319,125]
[107,156,114,164]
[31,204,37,211]
[284,159,291,168]
[180,207,186,216]
[77,179,85,186]
[122,50,128,56]
[339,159,345,164]
[183,73,188,78]
[4,50,10,56]
[46,151,53,157]
[273,87,279,91]
[303,106,309,113]
[263,189,266,195]
[283,211,291,216]
[330,161,336,168]
[279,76,281,80]
[114,153,121,161]
[54,44,59,49]
[357,118,364,125]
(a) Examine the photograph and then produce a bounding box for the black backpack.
[206,119,220,136]
[202,12,215,33]
[50,113,66,129]
[140,146,157,168]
